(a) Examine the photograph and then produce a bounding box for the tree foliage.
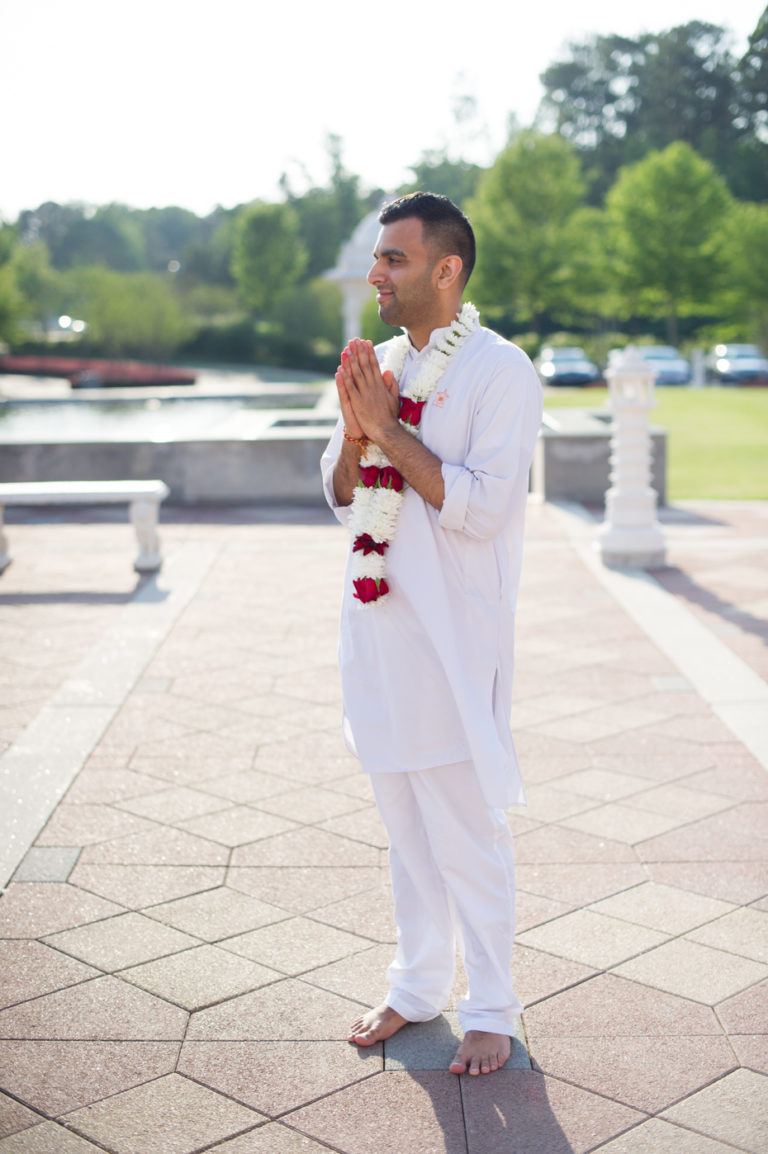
[468,132,604,333]
[65,267,191,357]
[540,17,768,201]
[605,142,732,342]
[720,200,768,347]
[231,202,308,315]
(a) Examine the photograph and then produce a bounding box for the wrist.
[343,427,370,448]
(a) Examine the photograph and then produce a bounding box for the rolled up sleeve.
[438,359,542,540]
[320,419,352,528]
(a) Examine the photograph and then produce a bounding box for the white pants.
[370,761,522,1037]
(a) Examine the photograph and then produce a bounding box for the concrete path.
[0,498,766,1153]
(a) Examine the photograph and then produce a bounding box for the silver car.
[707,344,768,385]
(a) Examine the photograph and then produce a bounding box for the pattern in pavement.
[0,500,766,1153]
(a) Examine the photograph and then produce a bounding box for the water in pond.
[0,396,321,443]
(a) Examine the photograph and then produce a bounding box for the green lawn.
[544,386,768,500]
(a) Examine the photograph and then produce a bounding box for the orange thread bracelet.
[343,428,370,448]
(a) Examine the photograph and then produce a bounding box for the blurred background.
[0,1,766,501]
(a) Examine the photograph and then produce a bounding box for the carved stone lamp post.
[597,345,666,568]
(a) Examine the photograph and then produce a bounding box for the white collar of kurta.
[348,302,479,605]
[382,302,479,396]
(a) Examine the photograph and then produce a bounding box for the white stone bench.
[0,480,170,574]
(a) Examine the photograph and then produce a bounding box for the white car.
[707,344,768,385]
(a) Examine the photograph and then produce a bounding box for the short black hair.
[378,192,476,288]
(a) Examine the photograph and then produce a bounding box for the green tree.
[136,206,202,273]
[231,202,307,315]
[280,134,371,279]
[0,225,22,343]
[401,152,484,206]
[540,21,766,201]
[720,200,768,347]
[67,268,191,357]
[605,142,732,343]
[12,241,65,330]
[738,6,768,137]
[47,204,146,270]
[467,132,601,334]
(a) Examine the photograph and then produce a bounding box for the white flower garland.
[349,302,479,604]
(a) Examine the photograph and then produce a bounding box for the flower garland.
[349,302,479,604]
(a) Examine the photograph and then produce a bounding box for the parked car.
[706,344,768,385]
[636,345,691,385]
[535,346,601,386]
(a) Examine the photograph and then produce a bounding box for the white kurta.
[321,322,543,808]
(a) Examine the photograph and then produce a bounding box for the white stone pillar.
[597,345,666,568]
[339,280,372,347]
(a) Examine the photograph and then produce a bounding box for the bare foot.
[348,1004,410,1046]
[449,1030,511,1075]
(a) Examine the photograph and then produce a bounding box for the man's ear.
[435,255,463,291]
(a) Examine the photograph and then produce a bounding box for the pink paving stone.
[0,1040,180,1115]
[230,827,380,869]
[65,769,169,804]
[684,753,768,799]
[176,805,298,847]
[627,783,735,823]
[68,864,225,908]
[647,862,768,906]
[34,804,155,847]
[42,911,199,972]
[576,1116,744,1153]
[318,808,389,850]
[195,770,293,806]
[0,1092,40,1140]
[0,1121,110,1152]
[513,947,597,1008]
[637,807,768,864]
[300,942,394,1007]
[644,714,744,744]
[530,1035,737,1113]
[64,1072,261,1154]
[114,785,233,823]
[0,975,187,1041]
[523,973,722,1039]
[207,1122,337,1153]
[515,825,639,864]
[588,731,717,774]
[0,884,124,938]
[221,916,366,975]
[120,944,280,1011]
[178,1040,382,1116]
[308,887,397,943]
[515,890,577,933]
[516,862,648,908]
[461,1069,644,1154]
[716,978,768,1034]
[285,1070,466,1154]
[729,1035,768,1075]
[77,824,229,866]
[0,941,100,1008]
[255,785,368,824]
[661,1067,768,1152]
[226,866,384,915]
[325,773,376,803]
[128,755,254,785]
[145,885,288,940]
[187,978,365,1041]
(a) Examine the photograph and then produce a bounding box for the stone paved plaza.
[0,498,766,1153]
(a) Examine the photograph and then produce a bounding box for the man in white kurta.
[321,193,542,1076]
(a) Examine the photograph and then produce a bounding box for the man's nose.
[368,260,384,285]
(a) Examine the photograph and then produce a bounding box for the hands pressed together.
[335,339,400,445]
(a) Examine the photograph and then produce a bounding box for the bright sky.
[2,0,763,221]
